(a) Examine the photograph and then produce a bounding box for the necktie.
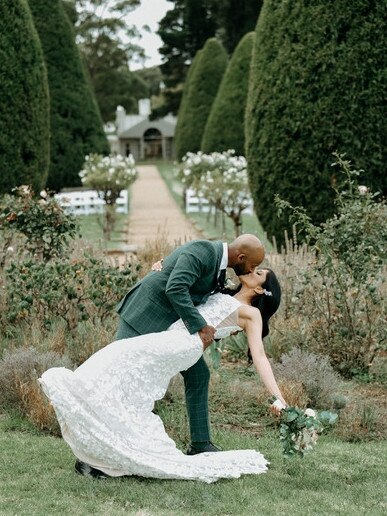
[216,269,226,292]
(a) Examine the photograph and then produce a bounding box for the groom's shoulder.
[180,239,221,257]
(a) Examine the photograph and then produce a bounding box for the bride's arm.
[238,306,287,408]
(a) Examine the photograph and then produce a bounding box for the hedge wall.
[28,0,109,191]
[246,0,387,240]
[202,32,254,155]
[0,0,49,194]
[175,38,228,160]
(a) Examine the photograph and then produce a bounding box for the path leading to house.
[127,164,202,249]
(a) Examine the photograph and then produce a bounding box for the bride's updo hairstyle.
[250,268,281,339]
[220,268,281,338]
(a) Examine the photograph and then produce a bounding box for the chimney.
[116,105,126,132]
[138,98,151,116]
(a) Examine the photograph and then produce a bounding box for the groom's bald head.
[228,234,265,276]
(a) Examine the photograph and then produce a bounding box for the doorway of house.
[143,128,162,158]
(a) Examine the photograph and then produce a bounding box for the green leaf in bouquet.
[281,408,299,423]
[295,415,308,429]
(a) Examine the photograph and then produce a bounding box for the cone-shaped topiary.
[175,38,228,160]
[28,0,109,191]
[174,50,202,161]
[0,0,49,194]
[246,0,387,240]
[201,32,254,155]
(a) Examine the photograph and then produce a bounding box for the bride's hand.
[269,397,287,416]
[151,259,163,271]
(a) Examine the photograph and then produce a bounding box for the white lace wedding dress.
[39,293,268,483]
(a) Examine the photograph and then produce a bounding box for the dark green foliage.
[0,0,49,194]
[28,0,109,191]
[156,0,217,116]
[4,256,139,330]
[209,0,263,53]
[0,186,79,262]
[202,32,254,155]
[246,0,387,240]
[175,38,228,160]
[84,33,148,122]
[157,0,263,116]
[71,1,146,123]
[173,50,202,158]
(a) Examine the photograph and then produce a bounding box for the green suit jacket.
[116,240,224,335]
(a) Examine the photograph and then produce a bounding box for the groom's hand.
[199,325,216,349]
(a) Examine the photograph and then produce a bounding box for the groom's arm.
[165,244,216,335]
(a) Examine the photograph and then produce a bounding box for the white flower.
[20,185,31,195]
[304,408,316,418]
[358,185,368,195]
[7,246,14,253]
[40,190,48,198]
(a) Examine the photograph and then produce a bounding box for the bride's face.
[238,268,269,291]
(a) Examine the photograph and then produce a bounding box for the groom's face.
[233,258,258,276]
[233,249,265,276]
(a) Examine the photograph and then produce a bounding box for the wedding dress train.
[39,294,268,483]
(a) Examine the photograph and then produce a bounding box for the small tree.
[79,154,137,240]
[178,150,251,236]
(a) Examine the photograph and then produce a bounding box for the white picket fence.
[185,188,254,215]
[55,189,128,215]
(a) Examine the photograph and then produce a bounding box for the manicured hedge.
[246,0,387,240]
[202,32,254,155]
[175,38,228,160]
[0,0,49,194]
[174,50,202,160]
[28,0,109,191]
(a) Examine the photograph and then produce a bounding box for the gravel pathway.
[126,165,202,249]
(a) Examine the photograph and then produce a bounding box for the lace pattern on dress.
[38,292,268,482]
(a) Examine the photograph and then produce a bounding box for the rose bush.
[0,186,79,262]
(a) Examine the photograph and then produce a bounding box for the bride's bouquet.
[269,397,338,458]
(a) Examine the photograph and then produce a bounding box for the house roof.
[118,117,176,138]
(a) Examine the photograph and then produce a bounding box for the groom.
[115,235,265,455]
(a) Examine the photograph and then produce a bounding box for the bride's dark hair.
[220,268,281,339]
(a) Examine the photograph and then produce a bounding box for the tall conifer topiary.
[202,32,254,155]
[174,50,202,161]
[0,0,49,194]
[28,0,109,191]
[175,38,228,160]
[246,0,386,240]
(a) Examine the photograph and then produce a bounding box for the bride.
[39,267,287,483]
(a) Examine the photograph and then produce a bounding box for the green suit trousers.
[116,318,210,443]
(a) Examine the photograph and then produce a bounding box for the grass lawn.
[0,412,386,516]
[76,213,128,251]
[155,162,273,249]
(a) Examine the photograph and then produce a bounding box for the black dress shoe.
[186,442,222,455]
[75,459,109,479]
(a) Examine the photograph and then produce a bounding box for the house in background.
[106,99,177,161]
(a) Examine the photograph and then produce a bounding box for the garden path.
[126,164,202,248]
